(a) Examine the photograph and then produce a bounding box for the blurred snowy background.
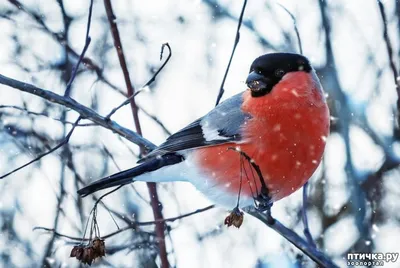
[0,0,400,267]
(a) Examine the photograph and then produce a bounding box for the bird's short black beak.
[246,71,268,92]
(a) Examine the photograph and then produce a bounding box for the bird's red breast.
[192,71,330,203]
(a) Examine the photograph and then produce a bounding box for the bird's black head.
[246,53,312,97]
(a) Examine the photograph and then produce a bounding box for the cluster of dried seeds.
[70,237,105,266]
[224,207,244,228]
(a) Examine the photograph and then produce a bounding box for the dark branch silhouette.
[0,74,156,151]
[102,0,169,266]
[377,0,400,127]
[0,116,81,179]
[64,0,93,97]
[105,43,172,120]
[215,0,248,106]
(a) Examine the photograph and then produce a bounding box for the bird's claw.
[255,192,273,212]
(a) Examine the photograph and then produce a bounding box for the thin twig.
[7,0,127,97]
[361,157,400,193]
[203,0,277,50]
[103,1,169,266]
[0,116,82,179]
[0,105,75,125]
[318,0,370,244]
[0,105,95,127]
[0,74,156,151]
[105,89,144,120]
[64,0,94,97]
[105,43,172,119]
[302,182,316,248]
[139,106,171,136]
[41,7,74,260]
[277,4,303,54]
[377,0,400,126]
[245,207,338,268]
[232,149,336,267]
[7,0,169,135]
[4,2,174,133]
[33,205,215,241]
[377,0,399,85]
[42,127,69,266]
[81,186,124,242]
[102,205,215,239]
[103,0,142,136]
[215,0,248,106]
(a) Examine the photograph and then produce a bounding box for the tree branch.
[0,105,78,125]
[377,0,400,126]
[64,0,93,97]
[34,205,215,241]
[105,43,172,120]
[245,207,338,268]
[302,182,316,248]
[7,0,127,97]
[102,1,169,267]
[0,74,156,151]
[0,116,82,179]
[215,0,248,106]
[103,0,142,135]
[277,4,303,54]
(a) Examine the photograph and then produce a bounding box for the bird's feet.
[255,191,273,212]
[254,193,275,224]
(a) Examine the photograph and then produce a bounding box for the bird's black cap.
[246,53,312,97]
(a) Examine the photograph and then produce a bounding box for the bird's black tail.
[77,153,183,197]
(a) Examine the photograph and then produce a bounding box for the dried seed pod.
[224,207,244,228]
[82,247,95,265]
[70,238,106,266]
[92,237,106,257]
[70,246,84,258]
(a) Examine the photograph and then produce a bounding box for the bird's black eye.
[253,67,263,74]
[275,69,285,77]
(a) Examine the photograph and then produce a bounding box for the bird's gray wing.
[139,92,251,162]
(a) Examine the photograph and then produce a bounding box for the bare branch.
[277,4,303,54]
[7,0,127,97]
[105,43,172,120]
[64,0,94,97]
[377,0,400,126]
[139,106,171,136]
[302,182,316,248]
[361,157,400,196]
[34,205,215,241]
[0,116,82,179]
[231,149,335,267]
[0,105,75,125]
[103,0,142,136]
[102,0,169,266]
[244,207,338,268]
[203,0,277,51]
[0,74,156,151]
[215,0,248,106]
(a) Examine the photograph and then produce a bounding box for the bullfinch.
[78,53,330,209]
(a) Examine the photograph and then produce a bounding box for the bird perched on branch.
[78,53,330,209]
